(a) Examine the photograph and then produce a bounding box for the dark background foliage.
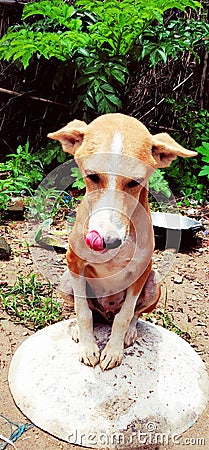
[0,0,208,155]
[0,0,208,202]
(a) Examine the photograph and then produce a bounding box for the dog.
[48,113,196,370]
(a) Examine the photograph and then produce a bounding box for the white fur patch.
[110,131,123,154]
[108,131,123,190]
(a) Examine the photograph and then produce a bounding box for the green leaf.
[100,83,115,93]
[85,95,95,109]
[110,68,126,84]
[76,76,91,87]
[78,48,90,57]
[157,48,168,64]
[149,49,157,66]
[34,229,43,243]
[106,93,121,106]
[42,218,53,229]
[152,11,163,23]
[199,166,209,178]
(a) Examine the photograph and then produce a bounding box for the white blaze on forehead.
[108,131,123,190]
[110,130,123,154]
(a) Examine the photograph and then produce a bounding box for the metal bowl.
[151,212,203,232]
[151,212,204,249]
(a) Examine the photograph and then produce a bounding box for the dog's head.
[48,113,196,252]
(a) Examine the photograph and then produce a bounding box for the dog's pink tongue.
[86,230,104,251]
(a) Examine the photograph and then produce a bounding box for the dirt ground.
[0,212,209,450]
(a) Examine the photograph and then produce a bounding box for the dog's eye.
[127,179,143,188]
[86,173,100,183]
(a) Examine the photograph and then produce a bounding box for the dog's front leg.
[73,275,100,367]
[100,288,138,371]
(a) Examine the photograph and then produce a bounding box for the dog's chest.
[86,284,126,322]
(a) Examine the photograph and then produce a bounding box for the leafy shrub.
[0,141,69,212]
[0,142,43,210]
[138,17,209,66]
[164,99,209,202]
[71,167,86,190]
[0,142,44,185]
[0,0,207,204]
[38,141,67,166]
[196,142,209,180]
[0,273,62,330]
[149,170,171,198]
[28,186,65,221]
[0,0,202,117]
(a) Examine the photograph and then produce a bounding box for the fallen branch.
[139,72,193,120]
[200,50,208,108]
[0,1,26,5]
[0,87,69,108]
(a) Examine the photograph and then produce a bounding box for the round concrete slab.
[9,319,209,449]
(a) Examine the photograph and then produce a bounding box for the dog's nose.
[103,231,122,250]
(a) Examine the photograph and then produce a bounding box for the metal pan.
[151,212,204,232]
[151,212,204,249]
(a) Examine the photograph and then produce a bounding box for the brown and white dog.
[48,113,196,370]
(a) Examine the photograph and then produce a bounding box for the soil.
[0,211,209,450]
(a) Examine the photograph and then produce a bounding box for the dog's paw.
[124,324,137,348]
[100,342,124,370]
[79,341,100,368]
[71,322,79,343]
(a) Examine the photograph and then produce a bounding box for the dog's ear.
[151,132,197,168]
[47,120,87,155]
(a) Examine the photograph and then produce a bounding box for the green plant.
[0,141,71,213]
[28,186,66,221]
[164,99,209,202]
[149,170,171,198]
[38,141,68,165]
[28,183,79,222]
[0,187,11,211]
[145,288,191,341]
[0,0,201,117]
[34,217,53,242]
[196,142,209,180]
[0,142,44,185]
[166,159,207,204]
[0,142,42,211]
[138,17,209,66]
[0,273,62,330]
[71,167,86,190]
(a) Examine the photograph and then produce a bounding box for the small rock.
[25,260,33,265]
[187,208,197,216]
[173,274,183,284]
[197,321,206,327]
[8,199,24,220]
[0,236,11,260]
[9,198,24,212]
